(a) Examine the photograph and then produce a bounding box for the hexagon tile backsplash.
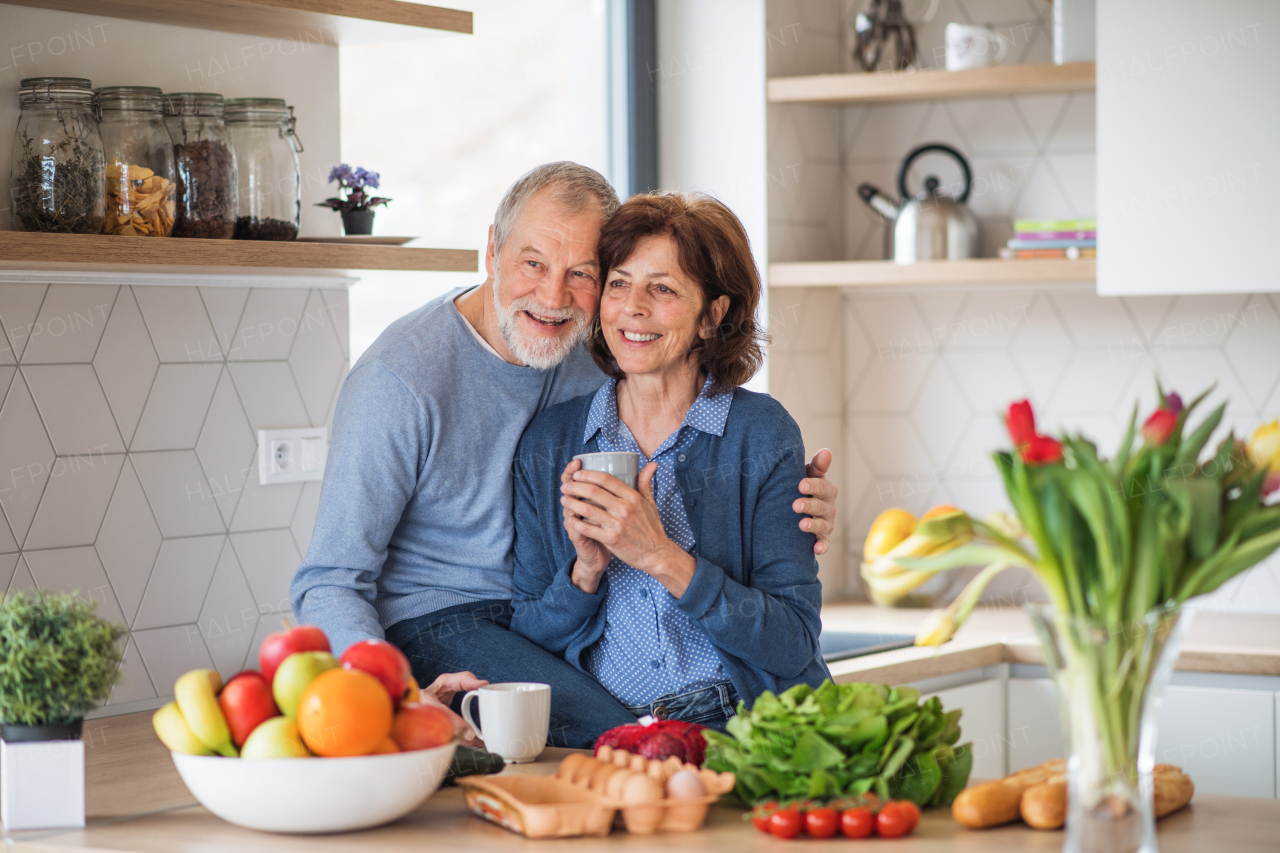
[0,283,349,715]
[769,285,1280,613]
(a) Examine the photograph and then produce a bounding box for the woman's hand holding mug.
[560,461,697,597]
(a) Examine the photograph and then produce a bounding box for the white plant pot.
[0,737,86,830]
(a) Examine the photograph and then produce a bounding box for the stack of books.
[999,218,1096,259]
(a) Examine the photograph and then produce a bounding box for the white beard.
[492,271,592,370]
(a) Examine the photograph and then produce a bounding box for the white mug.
[945,23,1009,71]
[460,682,550,763]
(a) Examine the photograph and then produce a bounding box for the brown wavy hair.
[587,192,765,393]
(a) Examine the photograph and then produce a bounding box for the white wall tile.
[197,543,260,680]
[225,288,310,361]
[0,505,16,555]
[0,553,16,591]
[227,362,310,431]
[107,636,156,705]
[230,529,301,617]
[319,290,349,358]
[288,290,347,427]
[133,535,224,631]
[133,624,215,700]
[94,288,160,446]
[95,459,162,625]
[23,364,126,455]
[24,453,124,551]
[198,287,249,355]
[195,369,257,528]
[229,474,303,534]
[24,546,126,626]
[131,450,226,538]
[1223,297,1280,409]
[0,283,48,362]
[20,285,117,364]
[130,363,223,451]
[132,286,222,363]
[0,371,55,545]
[7,556,36,596]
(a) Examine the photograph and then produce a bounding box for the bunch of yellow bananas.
[152,669,238,757]
[860,506,975,607]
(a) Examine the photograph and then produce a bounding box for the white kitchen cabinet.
[1098,0,1280,294]
[1006,677,1278,799]
[1007,678,1066,774]
[921,679,1006,781]
[1154,686,1275,799]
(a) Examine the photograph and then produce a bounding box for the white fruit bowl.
[171,741,458,833]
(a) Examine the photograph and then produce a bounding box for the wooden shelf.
[9,0,472,44]
[0,231,477,274]
[767,62,1094,105]
[768,259,1096,288]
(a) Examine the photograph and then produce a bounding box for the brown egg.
[572,757,602,785]
[558,753,587,781]
[605,768,636,802]
[590,762,622,791]
[621,774,665,834]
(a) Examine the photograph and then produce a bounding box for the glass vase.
[1026,603,1190,853]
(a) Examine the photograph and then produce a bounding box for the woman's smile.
[619,329,663,344]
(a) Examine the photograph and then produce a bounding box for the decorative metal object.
[854,0,918,72]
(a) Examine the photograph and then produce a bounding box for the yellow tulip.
[1249,421,1280,495]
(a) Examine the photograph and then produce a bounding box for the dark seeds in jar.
[172,139,236,239]
[233,216,298,241]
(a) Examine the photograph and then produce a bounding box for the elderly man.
[290,162,838,748]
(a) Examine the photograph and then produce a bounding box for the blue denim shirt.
[510,384,832,709]
[580,376,732,705]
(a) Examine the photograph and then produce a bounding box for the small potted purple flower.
[317,164,392,235]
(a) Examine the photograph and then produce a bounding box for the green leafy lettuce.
[703,680,972,807]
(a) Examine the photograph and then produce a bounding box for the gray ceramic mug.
[573,451,640,489]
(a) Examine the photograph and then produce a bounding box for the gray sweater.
[290,287,606,654]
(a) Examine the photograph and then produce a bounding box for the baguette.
[952,759,1066,828]
[1020,764,1195,830]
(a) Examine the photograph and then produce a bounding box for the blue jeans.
[384,599,635,750]
[624,682,740,732]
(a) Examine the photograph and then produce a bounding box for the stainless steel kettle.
[857,143,980,264]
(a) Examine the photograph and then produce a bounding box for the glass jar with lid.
[9,77,105,233]
[95,86,177,237]
[225,98,302,241]
[164,93,238,239]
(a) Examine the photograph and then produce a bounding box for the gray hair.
[492,162,620,251]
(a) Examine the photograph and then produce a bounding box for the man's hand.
[418,671,488,742]
[795,448,839,555]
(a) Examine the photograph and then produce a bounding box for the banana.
[174,669,238,758]
[152,701,214,755]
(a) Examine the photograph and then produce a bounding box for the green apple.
[272,651,338,718]
[241,716,311,759]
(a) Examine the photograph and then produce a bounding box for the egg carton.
[458,750,735,839]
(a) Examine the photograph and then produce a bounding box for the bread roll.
[1019,764,1195,830]
[952,759,1066,828]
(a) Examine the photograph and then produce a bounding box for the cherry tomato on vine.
[876,802,911,838]
[840,807,875,838]
[898,800,921,831]
[805,807,839,838]
[750,801,777,833]
[768,808,803,839]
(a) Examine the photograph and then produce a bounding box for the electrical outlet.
[258,428,328,485]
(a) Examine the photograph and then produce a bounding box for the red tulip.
[1005,400,1038,446]
[1024,434,1064,464]
[1142,409,1178,446]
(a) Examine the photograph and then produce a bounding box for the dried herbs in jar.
[9,77,105,234]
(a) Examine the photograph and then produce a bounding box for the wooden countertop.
[7,731,1279,853]
[819,603,1280,684]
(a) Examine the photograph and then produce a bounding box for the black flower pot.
[341,209,375,236]
[1,719,83,742]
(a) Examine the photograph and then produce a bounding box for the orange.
[370,736,400,754]
[920,505,960,522]
[297,668,393,757]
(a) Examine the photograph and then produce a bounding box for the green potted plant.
[0,590,126,830]
[316,164,391,235]
[899,387,1280,853]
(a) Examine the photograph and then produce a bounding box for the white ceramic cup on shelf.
[944,22,1009,71]
[460,682,551,763]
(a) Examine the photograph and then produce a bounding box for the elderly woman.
[509,192,830,731]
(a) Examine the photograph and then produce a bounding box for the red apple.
[340,639,413,707]
[391,701,454,751]
[218,671,280,748]
[259,624,330,684]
